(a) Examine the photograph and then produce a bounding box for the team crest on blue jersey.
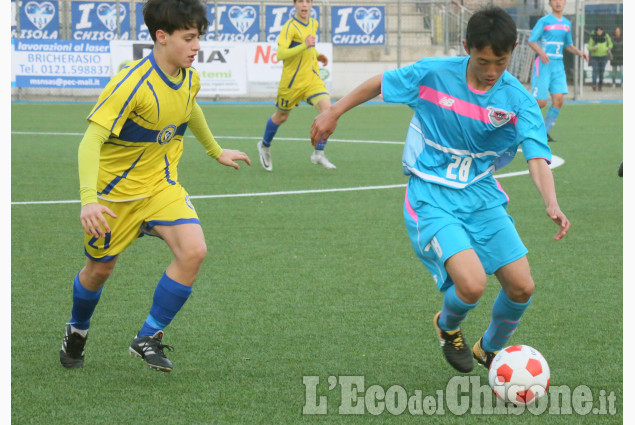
[487,107,516,127]
[157,124,177,144]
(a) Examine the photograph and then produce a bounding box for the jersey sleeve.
[87,69,139,137]
[77,122,111,205]
[518,98,552,163]
[381,61,424,107]
[278,20,297,49]
[190,67,201,99]
[189,101,223,159]
[528,18,544,43]
[277,21,307,60]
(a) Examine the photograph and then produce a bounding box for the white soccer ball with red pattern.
[488,345,550,406]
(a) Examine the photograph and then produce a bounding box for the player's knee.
[537,99,548,109]
[273,112,289,125]
[456,278,486,304]
[183,240,207,266]
[83,262,114,287]
[506,279,534,303]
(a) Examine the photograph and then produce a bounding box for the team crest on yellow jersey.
[185,195,196,211]
[157,124,177,144]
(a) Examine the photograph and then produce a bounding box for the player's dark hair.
[465,6,517,56]
[143,0,209,42]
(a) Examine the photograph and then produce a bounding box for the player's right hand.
[540,52,550,64]
[305,35,316,48]
[80,202,117,239]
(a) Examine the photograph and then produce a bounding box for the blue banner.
[11,1,18,37]
[204,4,260,42]
[16,0,60,39]
[12,39,111,88]
[265,5,320,43]
[331,6,385,45]
[135,3,151,41]
[71,1,130,41]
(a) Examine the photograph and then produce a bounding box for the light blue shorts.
[530,57,568,100]
[403,189,528,292]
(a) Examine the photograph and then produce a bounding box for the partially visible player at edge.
[59,0,251,373]
[311,6,570,373]
[528,0,588,142]
[256,0,336,171]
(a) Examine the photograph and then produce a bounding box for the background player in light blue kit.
[528,0,588,142]
[311,6,570,373]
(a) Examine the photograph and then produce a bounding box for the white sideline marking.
[11,131,404,145]
[10,131,564,206]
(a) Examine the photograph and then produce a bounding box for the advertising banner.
[331,6,385,45]
[135,3,151,41]
[12,39,110,88]
[11,1,18,37]
[110,40,248,96]
[246,42,333,95]
[71,1,130,41]
[204,3,260,42]
[15,0,60,39]
[265,5,320,43]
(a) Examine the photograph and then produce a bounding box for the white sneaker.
[257,141,272,171]
[310,150,336,169]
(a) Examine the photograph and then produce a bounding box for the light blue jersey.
[382,56,550,213]
[528,14,573,61]
[529,14,573,98]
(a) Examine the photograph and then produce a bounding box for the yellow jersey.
[277,16,321,90]
[87,52,200,202]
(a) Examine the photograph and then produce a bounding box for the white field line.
[11,131,564,206]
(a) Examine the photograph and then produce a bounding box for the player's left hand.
[216,149,251,170]
[317,54,328,66]
[546,206,570,241]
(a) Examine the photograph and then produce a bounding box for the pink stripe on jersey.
[495,179,510,204]
[544,24,570,32]
[534,56,540,77]
[419,86,518,126]
[404,187,418,223]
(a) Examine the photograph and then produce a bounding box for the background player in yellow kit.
[257,0,336,171]
[59,0,250,373]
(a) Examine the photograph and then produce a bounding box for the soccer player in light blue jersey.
[528,0,588,142]
[59,0,250,372]
[311,6,570,373]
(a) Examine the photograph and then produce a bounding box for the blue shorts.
[530,57,568,100]
[403,189,528,292]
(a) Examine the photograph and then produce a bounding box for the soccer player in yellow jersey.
[59,0,250,372]
[256,0,336,171]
